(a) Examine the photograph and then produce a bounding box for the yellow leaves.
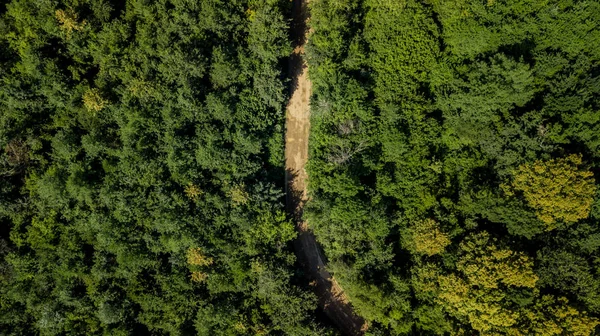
[55,9,86,38]
[245,8,256,21]
[436,232,533,331]
[416,232,536,333]
[403,218,451,256]
[229,183,249,206]
[510,154,596,229]
[190,271,208,283]
[234,321,246,332]
[500,182,514,196]
[434,270,520,333]
[187,248,212,283]
[527,295,599,336]
[437,274,468,306]
[184,183,202,201]
[127,79,154,99]
[414,231,598,335]
[82,88,107,113]
[457,232,538,289]
[233,317,268,335]
[186,247,213,267]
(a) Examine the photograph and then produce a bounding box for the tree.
[537,248,600,314]
[82,88,107,113]
[0,0,331,334]
[413,232,599,335]
[55,8,86,37]
[508,154,596,229]
[401,218,451,256]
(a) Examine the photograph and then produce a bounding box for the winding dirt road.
[285,0,367,335]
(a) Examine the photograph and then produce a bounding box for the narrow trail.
[284,0,367,335]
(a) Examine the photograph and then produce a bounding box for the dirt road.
[284,0,367,335]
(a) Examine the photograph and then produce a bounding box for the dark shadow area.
[289,0,310,48]
[288,51,308,97]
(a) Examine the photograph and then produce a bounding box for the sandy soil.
[284,0,368,335]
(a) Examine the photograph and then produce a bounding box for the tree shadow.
[285,168,306,221]
[290,0,310,47]
[285,168,367,336]
[287,0,311,100]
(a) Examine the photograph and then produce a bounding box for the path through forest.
[284,0,367,335]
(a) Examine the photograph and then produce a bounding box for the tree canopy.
[0,0,333,334]
[305,0,600,334]
[1,0,600,335]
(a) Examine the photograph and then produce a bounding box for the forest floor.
[284,0,367,335]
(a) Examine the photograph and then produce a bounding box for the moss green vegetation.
[0,0,334,335]
[2,0,600,335]
[306,0,600,334]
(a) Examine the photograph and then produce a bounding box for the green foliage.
[306,0,600,334]
[329,262,413,335]
[537,248,600,314]
[0,0,329,334]
[2,0,600,334]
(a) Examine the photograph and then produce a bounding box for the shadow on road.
[286,167,367,336]
[284,0,367,334]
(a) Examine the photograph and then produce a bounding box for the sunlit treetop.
[508,154,596,229]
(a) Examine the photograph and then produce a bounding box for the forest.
[1,0,600,335]
[306,0,600,334]
[0,0,335,335]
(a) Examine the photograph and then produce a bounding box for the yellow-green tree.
[186,248,213,283]
[456,232,538,289]
[82,88,107,113]
[509,154,596,229]
[228,183,249,206]
[55,8,86,37]
[186,248,213,267]
[184,183,202,201]
[437,232,537,332]
[402,218,451,256]
[526,295,599,336]
[412,232,599,335]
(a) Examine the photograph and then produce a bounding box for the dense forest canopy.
[0,0,334,335]
[2,0,600,335]
[306,0,600,334]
